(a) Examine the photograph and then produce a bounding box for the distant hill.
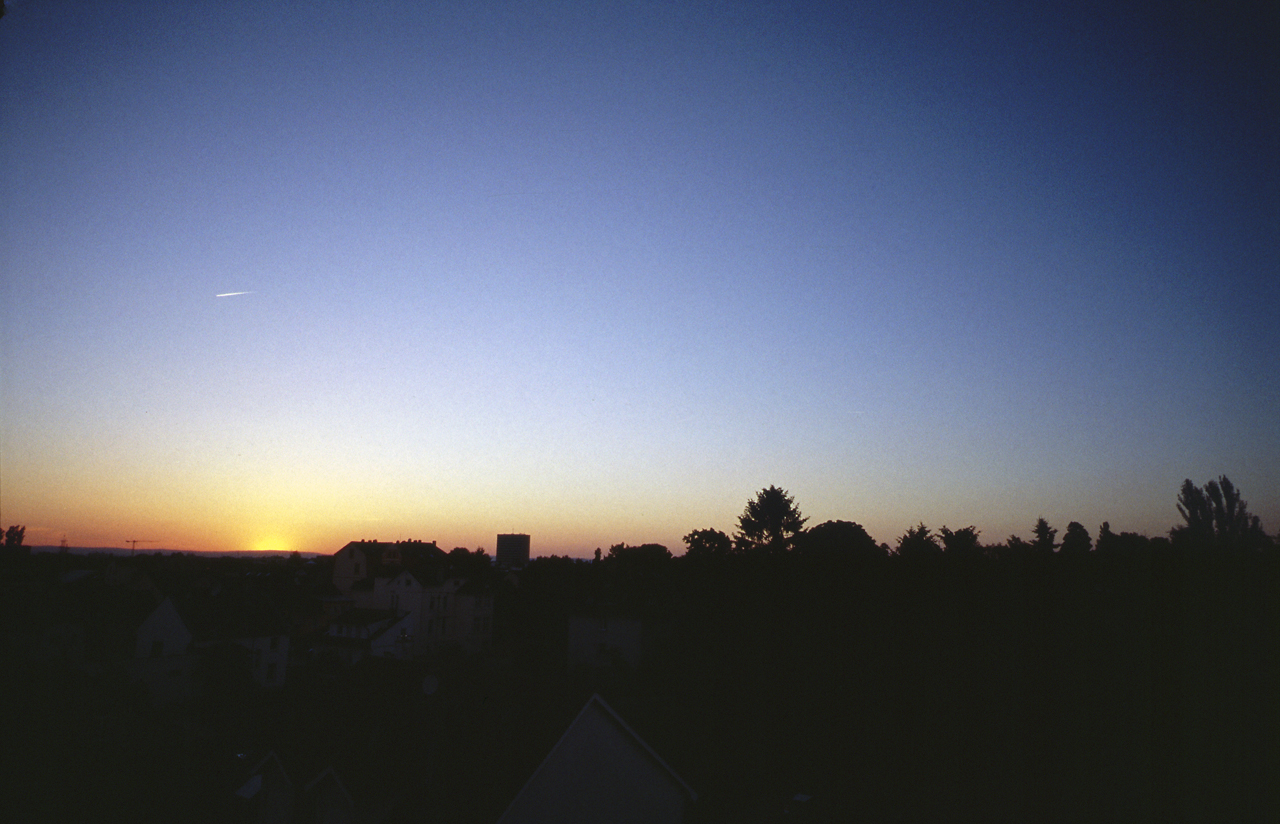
[28,546,322,558]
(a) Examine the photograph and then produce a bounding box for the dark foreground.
[2,543,1275,822]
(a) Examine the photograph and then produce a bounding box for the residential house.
[316,608,413,665]
[330,541,493,657]
[332,540,442,598]
[235,631,290,689]
[381,572,494,656]
[135,596,191,659]
[175,582,294,691]
[130,596,197,703]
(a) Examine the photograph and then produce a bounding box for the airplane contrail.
[216,291,254,297]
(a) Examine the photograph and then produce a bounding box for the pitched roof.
[303,766,353,809]
[498,694,696,824]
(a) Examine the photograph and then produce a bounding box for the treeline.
[495,477,1277,822]
[676,475,1273,561]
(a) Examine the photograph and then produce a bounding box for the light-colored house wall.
[236,634,290,688]
[361,574,493,655]
[131,598,197,702]
[332,545,495,657]
[332,545,369,595]
[135,597,192,659]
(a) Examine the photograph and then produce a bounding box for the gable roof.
[498,694,696,824]
[137,596,193,648]
[303,766,353,810]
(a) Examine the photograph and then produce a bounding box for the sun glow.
[252,536,293,554]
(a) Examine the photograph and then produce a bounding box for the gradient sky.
[3,1,1277,556]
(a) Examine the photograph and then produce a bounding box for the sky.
[2,0,1277,556]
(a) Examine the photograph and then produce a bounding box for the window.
[150,639,164,658]
[354,562,362,576]
[269,636,279,651]
[266,663,277,683]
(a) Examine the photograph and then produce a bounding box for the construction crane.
[124,539,156,556]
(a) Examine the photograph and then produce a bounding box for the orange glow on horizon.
[251,536,293,554]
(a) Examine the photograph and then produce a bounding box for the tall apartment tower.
[495,533,530,568]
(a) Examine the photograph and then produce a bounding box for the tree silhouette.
[1031,518,1058,553]
[938,525,982,556]
[682,528,733,560]
[796,520,883,559]
[1173,475,1268,550]
[605,542,673,565]
[602,543,674,601]
[896,522,940,557]
[448,546,491,579]
[1096,522,1154,554]
[1059,521,1092,554]
[735,486,807,554]
[1097,521,1116,553]
[1003,534,1032,558]
[1174,479,1216,545]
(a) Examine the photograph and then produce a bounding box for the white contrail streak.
[216,291,254,297]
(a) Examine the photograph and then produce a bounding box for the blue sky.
[3,0,1276,554]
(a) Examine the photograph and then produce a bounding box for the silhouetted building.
[332,539,441,596]
[496,533,530,568]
